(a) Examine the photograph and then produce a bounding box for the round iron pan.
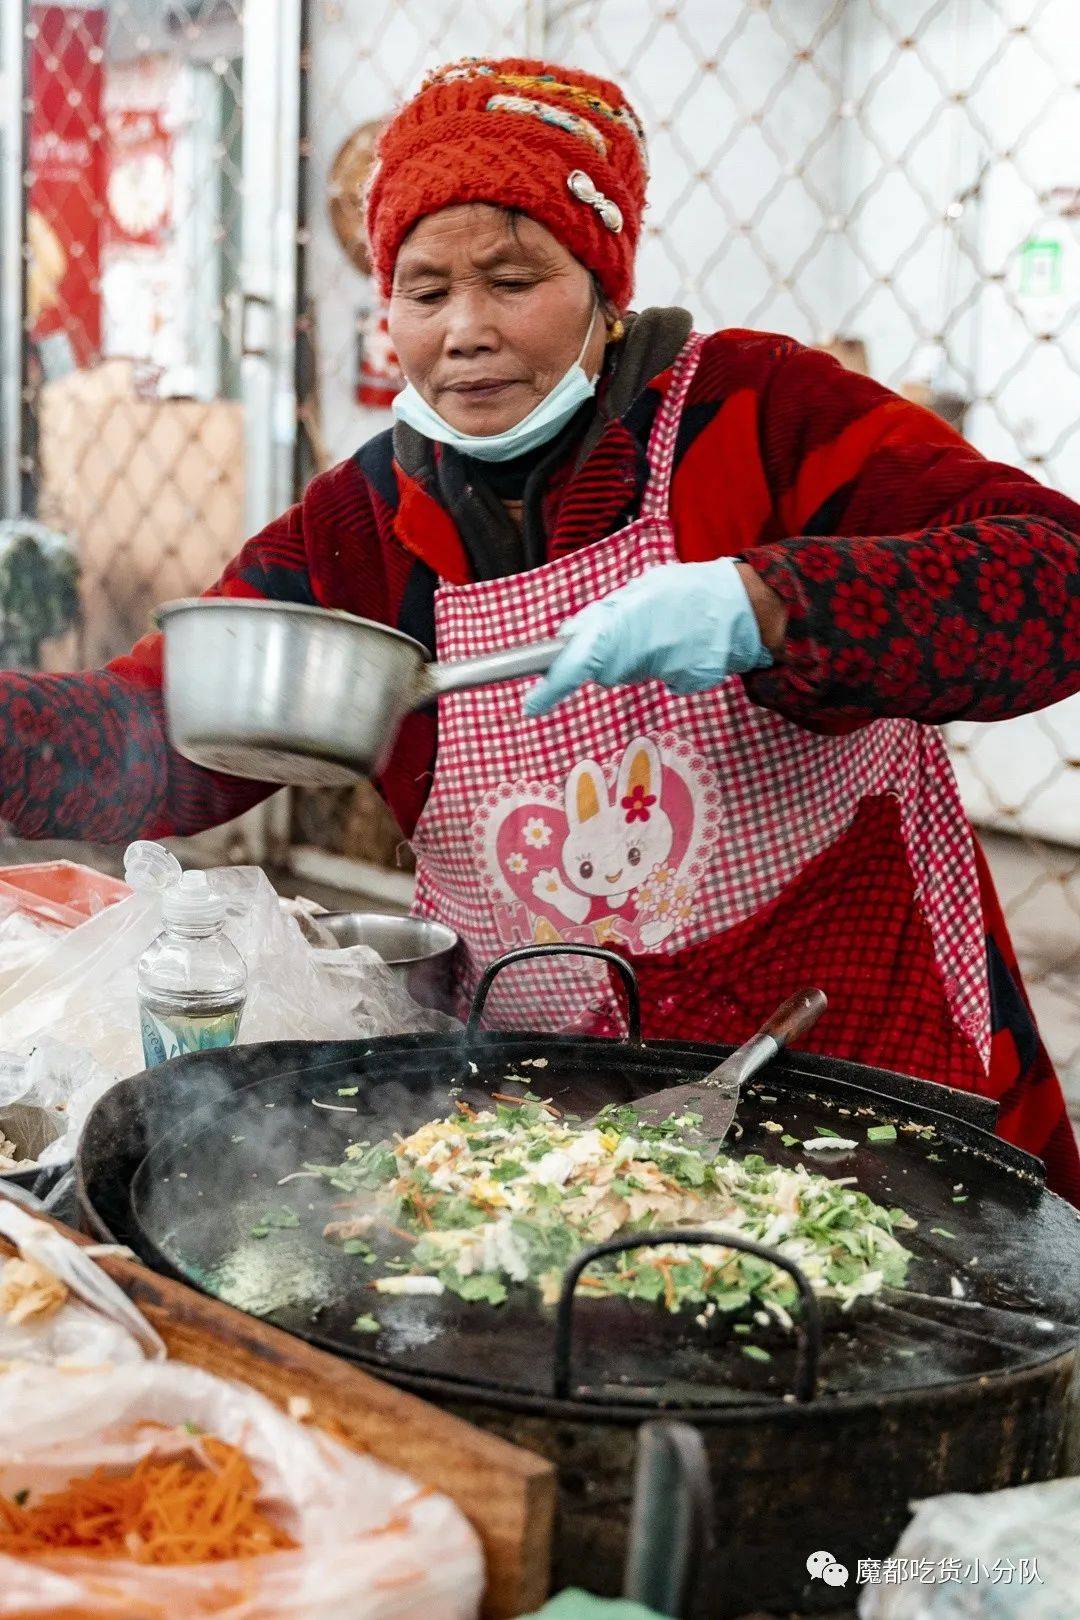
[77,1032,1080,1422]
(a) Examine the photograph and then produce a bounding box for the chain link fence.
[3,0,1079,1101]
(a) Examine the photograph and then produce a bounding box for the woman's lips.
[444,379,519,401]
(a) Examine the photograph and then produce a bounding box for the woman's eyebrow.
[397,246,538,282]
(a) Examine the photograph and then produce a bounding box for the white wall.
[835,0,1080,847]
[836,0,1079,495]
[547,0,848,340]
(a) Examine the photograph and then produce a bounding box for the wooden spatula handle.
[758,988,827,1048]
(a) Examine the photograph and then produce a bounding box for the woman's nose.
[443,287,499,357]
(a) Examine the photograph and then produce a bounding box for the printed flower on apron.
[472,733,720,951]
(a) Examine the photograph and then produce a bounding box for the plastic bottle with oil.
[137,870,247,1066]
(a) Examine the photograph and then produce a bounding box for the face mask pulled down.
[392,305,601,462]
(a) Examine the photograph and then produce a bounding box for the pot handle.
[552,1228,823,1404]
[419,637,566,702]
[466,943,643,1044]
[624,1420,714,1619]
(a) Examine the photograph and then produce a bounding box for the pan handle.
[624,1419,714,1619]
[466,944,643,1044]
[421,637,566,701]
[757,987,828,1047]
[553,1228,822,1404]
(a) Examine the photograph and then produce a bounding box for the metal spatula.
[604,988,827,1147]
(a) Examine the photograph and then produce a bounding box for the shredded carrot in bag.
[0,1435,296,1565]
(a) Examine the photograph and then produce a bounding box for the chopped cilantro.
[441,1269,508,1306]
[342,1238,374,1257]
[337,1085,359,1097]
[612,1175,646,1196]
[814,1126,843,1138]
[703,1286,749,1313]
[867,1125,897,1143]
[352,1314,380,1335]
[781,1134,800,1147]
[249,1206,300,1239]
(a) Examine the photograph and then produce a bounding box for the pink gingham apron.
[411,334,991,1062]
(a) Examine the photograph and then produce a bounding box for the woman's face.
[388,203,607,435]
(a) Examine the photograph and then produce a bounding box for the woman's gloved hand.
[524,558,775,718]
[521,1592,664,1620]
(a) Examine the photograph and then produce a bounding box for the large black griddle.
[78,949,1080,1419]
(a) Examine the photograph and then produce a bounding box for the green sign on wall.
[1019,237,1064,297]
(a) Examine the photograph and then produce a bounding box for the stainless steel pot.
[159,598,563,788]
[321,911,458,1013]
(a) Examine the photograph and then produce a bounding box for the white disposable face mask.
[391,303,601,462]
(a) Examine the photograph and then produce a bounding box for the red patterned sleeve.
[734,343,1080,730]
[0,462,366,842]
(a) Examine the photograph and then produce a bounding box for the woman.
[3,57,1080,1200]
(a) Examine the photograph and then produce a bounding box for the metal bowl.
[0,1102,66,1191]
[322,912,458,1013]
[159,598,562,789]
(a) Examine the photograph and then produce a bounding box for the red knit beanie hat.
[365,57,648,309]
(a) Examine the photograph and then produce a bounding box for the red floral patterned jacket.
[3,330,1079,1198]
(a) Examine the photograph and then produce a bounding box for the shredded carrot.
[0,1436,296,1566]
[652,1258,679,1312]
[373,1567,423,1590]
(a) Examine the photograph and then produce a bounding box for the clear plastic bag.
[857,1476,1080,1619]
[0,905,61,999]
[0,1359,483,1618]
[0,1203,163,1367]
[0,844,458,1167]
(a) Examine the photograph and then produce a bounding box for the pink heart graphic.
[471,732,721,953]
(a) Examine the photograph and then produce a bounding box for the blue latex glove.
[521,1593,664,1620]
[524,558,773,718]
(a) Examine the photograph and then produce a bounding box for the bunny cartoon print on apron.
[410,333,992,1088]
[478,730,717,955]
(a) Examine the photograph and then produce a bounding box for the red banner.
[28,5,107,366]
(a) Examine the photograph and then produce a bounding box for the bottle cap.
[161,870,227,929]
[124,840,183,894]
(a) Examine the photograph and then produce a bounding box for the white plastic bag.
[858,1476,1080,1619]
[0,1202,163,1367]
[0,906,60,998]
[0,844,458,1167]
[0,1359,483,1618]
